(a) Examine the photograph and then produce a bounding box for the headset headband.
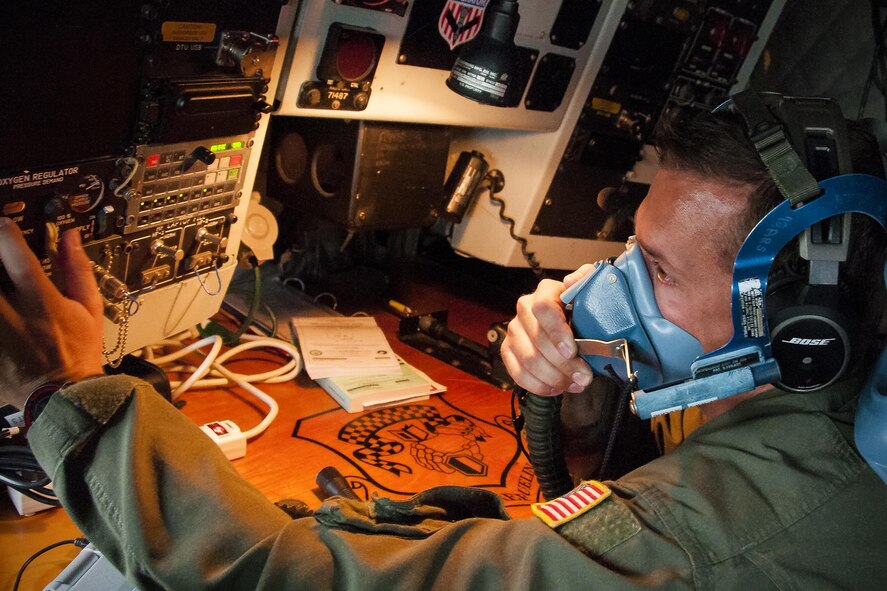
[728,90,822,205]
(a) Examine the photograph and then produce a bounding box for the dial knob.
[191,146,216,166]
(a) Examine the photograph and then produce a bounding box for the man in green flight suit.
[2,102,886,589]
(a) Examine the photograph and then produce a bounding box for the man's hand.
[500,265,596,396]
[0,219,104,408]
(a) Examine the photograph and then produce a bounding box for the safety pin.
[126,293,141,317]
[196,261,222,296]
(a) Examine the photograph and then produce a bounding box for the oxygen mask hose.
[516,386,573,500]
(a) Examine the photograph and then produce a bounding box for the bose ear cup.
[767,281,856,392]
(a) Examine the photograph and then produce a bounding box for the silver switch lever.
[196,227,228,249]
[150,239,184,261]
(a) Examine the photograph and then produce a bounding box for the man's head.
[634,168,749,353]
[653,109,781,269]
[643,106,885,369]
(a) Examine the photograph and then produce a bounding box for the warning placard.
[161,21,216,43]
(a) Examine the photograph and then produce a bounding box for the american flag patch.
[531,480,611,528]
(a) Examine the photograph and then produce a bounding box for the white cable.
[205,336,301,382]
[165,336,224,399]
[161,336,302,389]
[113,157,139,198]
[210,362,279,440]
[143,332,303,440]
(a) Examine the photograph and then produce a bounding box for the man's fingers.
[515,281,580,361]
[503,319,572,393]
[500,340,560,396]
[0,294,21,334]
[58,230,103,320]
[529,300,578,360]
[563,264,596,288]
[0,218,55,297]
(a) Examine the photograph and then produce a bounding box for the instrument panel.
[0,1,294,359]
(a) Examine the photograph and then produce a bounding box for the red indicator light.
[707,17,730,50]
[230,154,243,167]
[728,23,756,60]
[146,154,161,168]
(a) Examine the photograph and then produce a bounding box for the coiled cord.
[485,170,544,278]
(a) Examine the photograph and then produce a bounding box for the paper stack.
[292,316,401,379]
[291,316,446,412]
[316,356,447,412]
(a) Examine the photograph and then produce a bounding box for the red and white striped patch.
[438,0,488,51]
[531,480,611,527]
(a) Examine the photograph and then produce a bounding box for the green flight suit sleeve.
[28,375,700,590]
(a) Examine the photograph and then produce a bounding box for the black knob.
[316,466,359,500]
[191,146,216,166]
[44,196,66,217]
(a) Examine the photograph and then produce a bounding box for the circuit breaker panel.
[532,0,778,243]
[0,1,292,357]
[448,0,786,270]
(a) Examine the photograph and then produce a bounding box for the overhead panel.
[275,0,602,130]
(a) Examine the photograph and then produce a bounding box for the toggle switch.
[151,239,184,261]
[196,227,228,249]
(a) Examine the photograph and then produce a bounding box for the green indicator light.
[230,141,244,149]
[227,168,240,180]
[210,143,227,152]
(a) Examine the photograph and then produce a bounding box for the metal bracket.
[575,337,633,381]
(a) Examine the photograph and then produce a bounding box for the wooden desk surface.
[1,302,541,590]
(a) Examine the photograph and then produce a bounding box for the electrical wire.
[0,445,60,507]
[140,331,302,439]
[220,263,262,345]
[597,365,636,481]
[859,0,887,118]
[13,537,89,591]
[314,292,338,309]
[510,387,530,460]
[112,156,139,198]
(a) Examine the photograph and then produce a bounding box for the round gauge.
[275,132,308,184]
[336,32,378,82]
[311,143,347,198]
[68,174,105,213]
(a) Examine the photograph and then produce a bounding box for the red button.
[230,154,243,167]
[146,154,161,167]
